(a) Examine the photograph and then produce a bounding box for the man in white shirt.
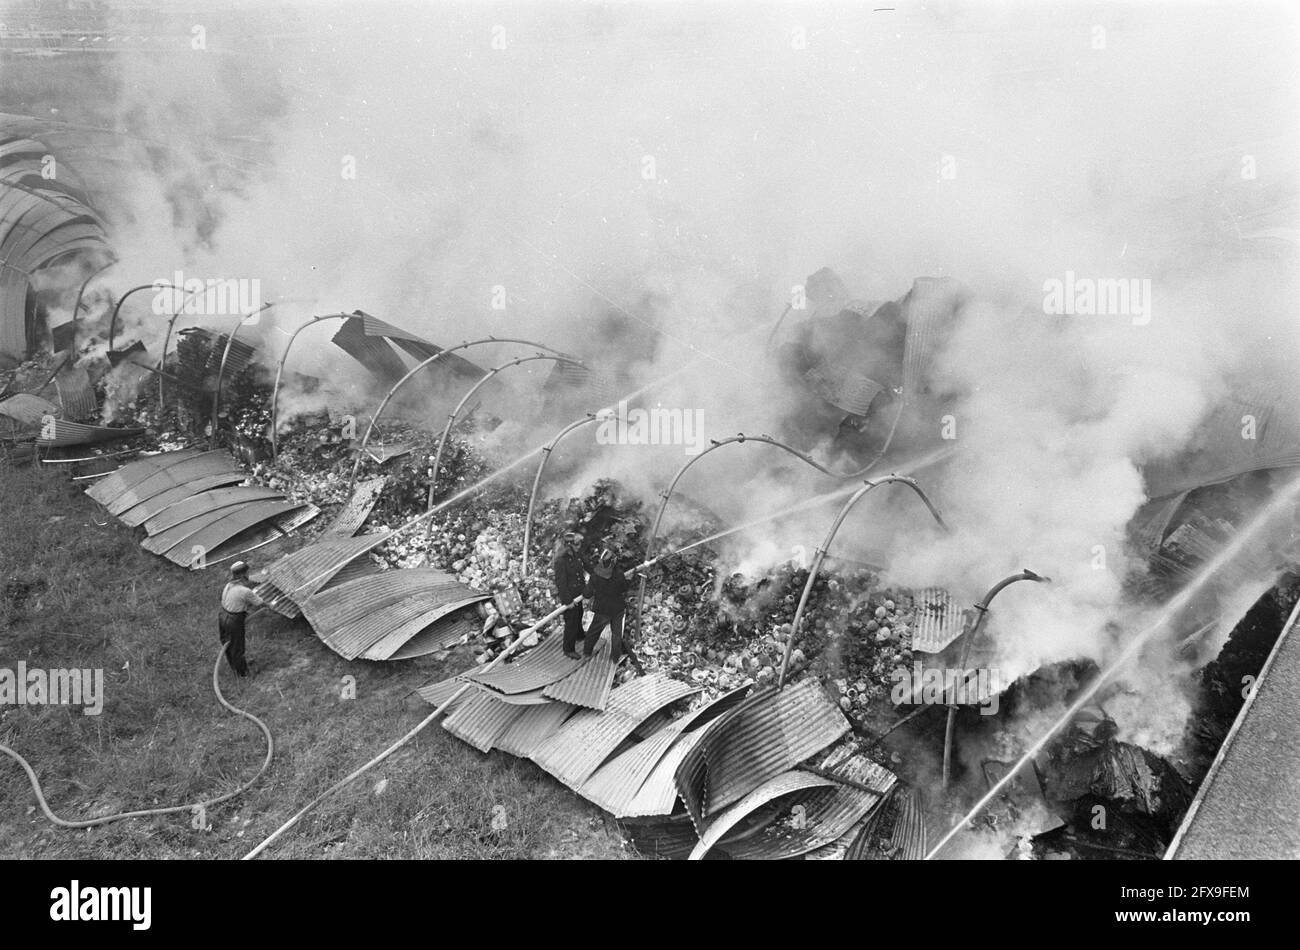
[219,561,263,677]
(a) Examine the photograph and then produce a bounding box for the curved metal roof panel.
[301,567,473,645]
[85,447,206,501]
[467,633,584,694]
[142,485,285,535]
[688,771,836,860]
[674,677,849,830]
[102,452,240,514]
[116,471,247,527]
[541,639,615,710]
[530,673,700,790]
[845,786,927,860]
[255,532,390,616]
[493,701,576,758]
[156,500,311,567]
[199,504,320,569]
[442,692,526,753]
[327,587,487,661]
[368,608,479,661]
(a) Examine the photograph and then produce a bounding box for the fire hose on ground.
[240,593,584,860]
[0,643,273,831]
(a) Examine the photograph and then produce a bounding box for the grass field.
[0,463,632,860]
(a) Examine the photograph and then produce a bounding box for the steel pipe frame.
[633,433,860,640]
[423,353,587,543]
[520,413,599,577]
[776,475,950,688]
[209,302,274,447]
[346,337,571,496]
[107,282,181,353]
[941,570,1049,791]
[267,312,353,456]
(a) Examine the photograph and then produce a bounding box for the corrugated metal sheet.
[0,393,58,439]
[385,611,478,661]
[708,750,894,860]
[102,451,240,515]
[255,532,389,616]
[624,729,708,818]
[468,684,552,706]
[141,499,279,555]
[53,359,96,420]
[415,676,472,716]
[178,327,257,377]
[326,475,387,536]
[442,692,526,753]
[674,677,850,830]
[579,685,754,817]
[901,277,962,403]
[803,357,885,416]
[469,634,584,695]
[530,673,700,790]
[541,639,615,710]
[909,588,970,654]
[0,150,108,357]
[331,318,408,383]
[352,596,487,661]
[152,500,310,566]
[35,420,144,448]
[302,568,488,660]
[688,771,837,860]
[845,786,927,860]
[142,485,285,535]
[618,813,700,861]
[86,447,206,501]
[117,471,248,527]
[193,503,321,569]
[348,311,484,381]
[494,701,577,757]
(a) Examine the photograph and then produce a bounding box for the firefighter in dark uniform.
[552,531,587,660]
[582,544,632,663]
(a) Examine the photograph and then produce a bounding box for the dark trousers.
[218,608,249,677]
[584,611,625,661]
[561,603,584,653]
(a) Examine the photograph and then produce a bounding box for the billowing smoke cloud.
[30,1,1299,746]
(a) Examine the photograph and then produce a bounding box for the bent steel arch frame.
[267,312,353,456]
[776,475,949,688]
[520,413,599,577]
[423,353,588,541]
[632,434,854,640]
[108,282,178,352]
[347,337,571,495]
[941,570,1048,791]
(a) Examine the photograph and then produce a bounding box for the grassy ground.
[0,463,632,860]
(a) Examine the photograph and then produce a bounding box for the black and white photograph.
[0,0,1296,916]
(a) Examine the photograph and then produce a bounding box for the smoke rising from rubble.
[67,2,1300,746]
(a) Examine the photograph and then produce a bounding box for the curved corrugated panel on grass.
[493,700,576,757]
[674,677,849,831]
[155,499,310,566]
[103,452,240,514]
[255,532,390,617]
[201,504,320,568]
[86,447,207,502]
[0,393,59,438]
[442,692,526,753]
[117,471,248,527]
[377,610,479,661]
[142,485,285,535]
[340,591,487,661]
